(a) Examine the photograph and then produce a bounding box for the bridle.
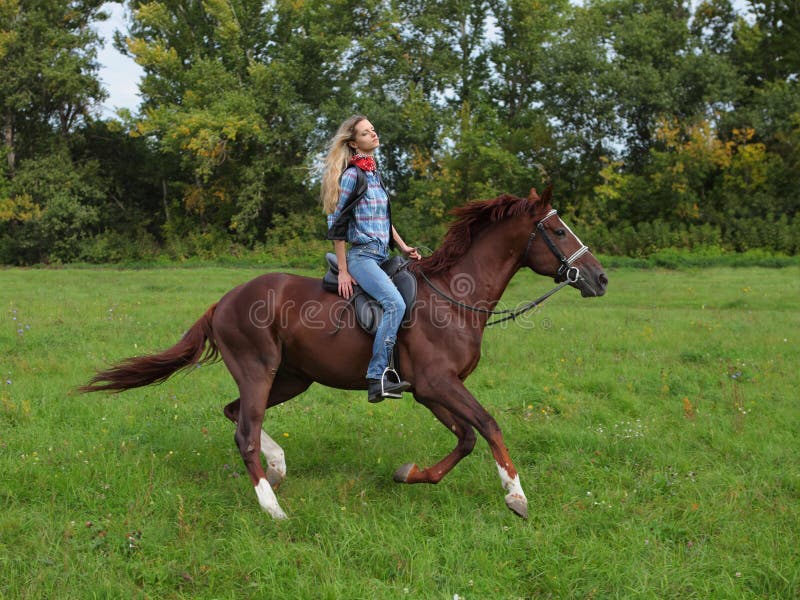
[526,209,590,284]
[419,208,591,326]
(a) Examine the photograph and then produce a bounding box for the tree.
[0,0,114,263]
[0,0,107,171]
[123,0,387,244]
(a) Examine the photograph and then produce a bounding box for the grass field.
[1,264,798,599]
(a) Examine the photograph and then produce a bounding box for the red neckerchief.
[349,153,376,171]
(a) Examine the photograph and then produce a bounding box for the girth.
[322,253,417,335]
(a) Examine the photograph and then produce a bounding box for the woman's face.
[349,119,379,154]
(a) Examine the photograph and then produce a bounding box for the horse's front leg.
[393,398,476,484]
[410,373,529,519]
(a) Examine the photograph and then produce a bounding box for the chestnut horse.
[81,187,607,519]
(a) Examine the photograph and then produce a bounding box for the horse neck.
[438,217,533,311]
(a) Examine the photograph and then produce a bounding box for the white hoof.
[255,478,288,520]
[505,493,528,519]
[393,463,418,483]
[261,430,286,487]
[496,463,528,519]
[266,465,285,489]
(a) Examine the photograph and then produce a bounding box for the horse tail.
[79,304,219,393]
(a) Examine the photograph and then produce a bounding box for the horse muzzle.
[576,269,608,297]
[557,264,607,297]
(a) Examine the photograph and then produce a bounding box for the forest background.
[1,0,798,265]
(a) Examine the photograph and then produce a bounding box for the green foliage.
[0,0,798,264]
[0,0,107,157]
[122,0,366,246]
[0,151,103,263]
[587,116,800,256]
[255,208,331,268]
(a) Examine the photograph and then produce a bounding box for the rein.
[418,209,589,327]
[418,270,574,326]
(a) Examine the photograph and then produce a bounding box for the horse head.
[522,187,608,298]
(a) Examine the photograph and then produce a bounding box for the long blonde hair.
[321,115,368,214]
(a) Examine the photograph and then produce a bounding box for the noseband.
[525,209,590,284]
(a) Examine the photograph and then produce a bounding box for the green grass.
[1,264,798,599]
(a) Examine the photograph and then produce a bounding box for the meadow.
[1,264,798,599]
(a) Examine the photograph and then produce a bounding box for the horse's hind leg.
[393,397,476,484]
[231,372,289,519]
[224,399,285,488]
[223,371,311,489]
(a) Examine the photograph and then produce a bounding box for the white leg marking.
[497,463,528,518]
[260,429,286,482]
[255,478,288,520]
[496,463,527,501]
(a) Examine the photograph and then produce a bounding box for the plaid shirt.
[327,167,390,248]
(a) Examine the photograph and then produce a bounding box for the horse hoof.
[505,493,528,519]
[266,467,284,489]
[271,508,289,520]
[255,479,288,520]
[393,463,418,483]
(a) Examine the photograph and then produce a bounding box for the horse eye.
[555,228,566,237]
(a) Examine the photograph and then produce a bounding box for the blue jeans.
[347,242,406,380]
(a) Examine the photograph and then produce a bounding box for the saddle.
[322,253,417,335]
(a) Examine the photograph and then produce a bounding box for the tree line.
[1,0,798,264]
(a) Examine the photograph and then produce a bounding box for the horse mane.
[410,190,548,275]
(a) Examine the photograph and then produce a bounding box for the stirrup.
[380,367,405,398]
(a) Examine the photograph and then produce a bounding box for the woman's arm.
[328,168,360,298]
[334,239,356,299]
[391,226,421,260]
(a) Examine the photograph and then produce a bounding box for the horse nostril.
[598,273,608,288]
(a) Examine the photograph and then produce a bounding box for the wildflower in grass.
[126,530,142,551]
[683,397,695,419]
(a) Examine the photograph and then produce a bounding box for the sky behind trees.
[95,2,143,114]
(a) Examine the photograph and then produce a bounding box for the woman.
[322,115,421,403]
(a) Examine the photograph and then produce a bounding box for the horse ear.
[528,188,539,202]
[542,184,553,204]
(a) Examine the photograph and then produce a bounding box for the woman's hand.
[338,270,357,299]
[400,244,421,260]
[392,226,421,260]
[333,240,355,298]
